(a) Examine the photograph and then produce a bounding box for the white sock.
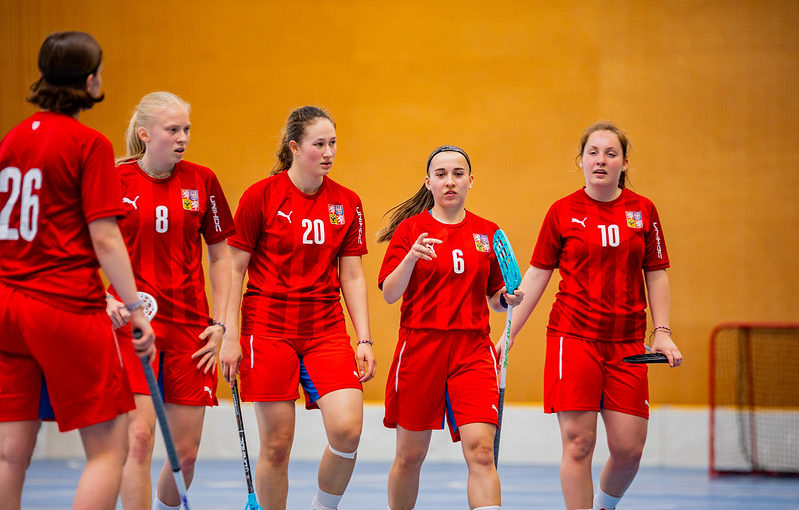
[153,497,181,510]
[312,488,343,510]
[593,487,622,510]
[474,506,501,510]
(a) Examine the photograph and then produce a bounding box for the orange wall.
[2,1,797,405]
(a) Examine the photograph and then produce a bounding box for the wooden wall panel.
[1,1,796,404]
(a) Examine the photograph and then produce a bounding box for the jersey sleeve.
[227,183,263,254]
[338,193,367,257]
[81,135,123,223]
[201,173,236,245]
[643,201,670,271]
[530,202,562,270]
[377,218,412,289]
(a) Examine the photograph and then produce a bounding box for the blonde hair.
[116,91,191,164]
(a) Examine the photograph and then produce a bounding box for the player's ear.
[468,174,474,189]
[137,126,150,144]
[289,139,300,155]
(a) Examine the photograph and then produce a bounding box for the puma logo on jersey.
[31,121,41,130]
[123,196,140,210]
[571,217,587,228]
[492,404,498,415]
[203,386,214,399]
[645,399,649,407]
[277,210,293,223]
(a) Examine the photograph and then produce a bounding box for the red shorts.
[239,332,362,409]
[544,335,650,419]
[0,283,134,431]
[118,320,218,406]
[384,328,499,442]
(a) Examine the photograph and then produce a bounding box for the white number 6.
[452,249,465,274]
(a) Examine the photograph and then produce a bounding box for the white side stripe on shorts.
[489,345,498,388]
[250,335,255,369]
[559,336,563,380]
[396,341,407,392]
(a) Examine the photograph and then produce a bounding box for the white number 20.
[0,166,42,241]
[302,218,325,245]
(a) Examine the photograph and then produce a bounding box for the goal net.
[710,323,799,476]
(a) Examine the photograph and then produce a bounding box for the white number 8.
[452,249,465,274]
[155,206,169,233]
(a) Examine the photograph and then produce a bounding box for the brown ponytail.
[377,145,470,242]
[271,106,334,176]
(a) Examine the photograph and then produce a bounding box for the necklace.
[137,159,174,179]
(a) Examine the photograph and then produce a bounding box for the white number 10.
[597,224,620,247]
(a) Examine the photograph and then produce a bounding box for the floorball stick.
[492,229,522,467]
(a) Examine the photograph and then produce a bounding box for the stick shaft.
[232,381,256,494]
[141,358,191,510]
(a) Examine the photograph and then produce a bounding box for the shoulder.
[464,211,500,232]
[621,188,658,210]
[325,177,362,203]
[177,159,214,176]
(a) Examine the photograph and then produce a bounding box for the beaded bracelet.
[357,339,374,346]
[652,326,672,335]
[209,319,226,335]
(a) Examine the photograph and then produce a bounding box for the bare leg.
[598,410,647,497]
[0,420,39,510]
[557,411,598,510]
[154,404,206,507]
[120,394,156,510]
[315,388,363,502]
[74,414,130,510]
[253,401,295,510]
[459,422,500,509]
[387,426,431,510]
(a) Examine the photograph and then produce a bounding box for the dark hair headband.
[426,145,471,172]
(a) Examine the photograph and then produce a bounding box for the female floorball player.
[0,32,155,510]
[219,106,376,510]
[377,145,523,510]
[106,92,235,510]
[505,122,683,510]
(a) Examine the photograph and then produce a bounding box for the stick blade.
[623,353,669,364]
[492,229,521,293]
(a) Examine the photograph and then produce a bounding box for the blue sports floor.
[21,459,799,509]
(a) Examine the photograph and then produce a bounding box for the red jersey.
[0,112,123,312]
[228,171,367,338]
[378,210,505,334]
[108,160,235,326]
[531,188,670,341]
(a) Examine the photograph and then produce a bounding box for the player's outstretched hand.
[407,232,442,261]
[650,331,683,368]
[193,324,223,374]
[106,296,130,329]
[219,331,242,386]
[356,342,376,382]
[130,311,156,363]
